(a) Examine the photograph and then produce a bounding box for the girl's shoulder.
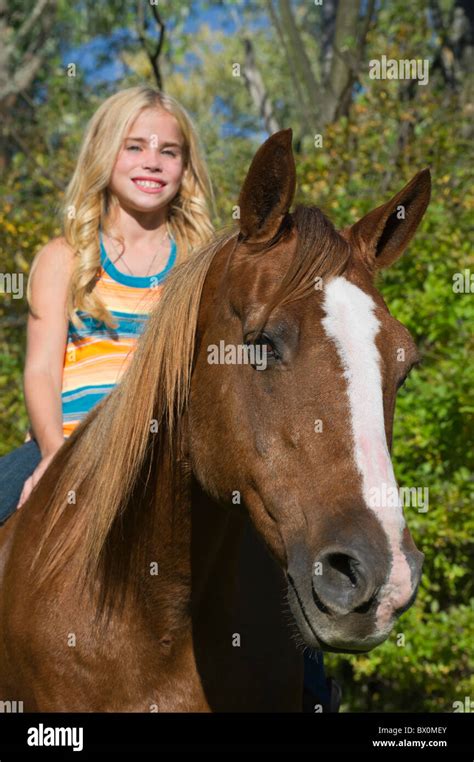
[34,236,75,268]
[30,236,76,288]
[29,237,76,308]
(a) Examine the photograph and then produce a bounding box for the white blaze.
[321,276,412,630]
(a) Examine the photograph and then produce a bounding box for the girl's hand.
[17,451,58,509]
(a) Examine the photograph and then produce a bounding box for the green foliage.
[337,603,474,712]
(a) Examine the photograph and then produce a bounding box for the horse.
[0,129,430,712]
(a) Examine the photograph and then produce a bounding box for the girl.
[0,85,215,522]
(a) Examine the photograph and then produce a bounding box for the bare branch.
[135,0,166,90]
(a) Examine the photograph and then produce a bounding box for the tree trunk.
[277,0,320,127]
[0,0,58,169]
[242,38,281,135]
[319,0,362,126]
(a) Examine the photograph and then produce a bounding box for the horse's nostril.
[312,550,375,616]
[327,553,360,587]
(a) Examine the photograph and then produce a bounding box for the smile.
[132,178,167,193]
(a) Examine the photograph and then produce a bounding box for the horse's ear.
[347,169,431,269]
[238,128,296,243]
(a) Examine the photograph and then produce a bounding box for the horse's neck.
[135,470,302,711]
[189,475,246,612]
[140,468,245,639]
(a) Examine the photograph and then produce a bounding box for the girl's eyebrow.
[125,136,182,149]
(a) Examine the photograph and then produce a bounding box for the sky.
[63,2,259,86]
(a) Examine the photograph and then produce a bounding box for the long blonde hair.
[27,86,216,329]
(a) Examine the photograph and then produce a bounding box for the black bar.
[0,712,471,758]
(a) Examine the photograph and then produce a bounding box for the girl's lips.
[131,178,167,194]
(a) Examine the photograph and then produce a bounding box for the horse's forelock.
[251,205,351,338]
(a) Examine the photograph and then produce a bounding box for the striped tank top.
[25,232,177,442]
[61,233,177,437]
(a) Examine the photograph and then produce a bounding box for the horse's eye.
[244,333,279,369]
[254,335,277,353]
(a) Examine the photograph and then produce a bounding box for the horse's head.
[189,129,430,653]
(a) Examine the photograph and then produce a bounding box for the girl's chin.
[119,193,171,213]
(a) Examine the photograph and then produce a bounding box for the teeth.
[134,180,163,188]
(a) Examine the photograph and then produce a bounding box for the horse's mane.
[32,226,239,601]
[31,207,349,611]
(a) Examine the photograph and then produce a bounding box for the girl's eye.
[125,146,176,156]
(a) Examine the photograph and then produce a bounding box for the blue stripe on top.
[99,231,177,288]
[68,310,149,340]
[62,385,114,415]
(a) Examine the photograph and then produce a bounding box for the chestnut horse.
[0,129,430,712]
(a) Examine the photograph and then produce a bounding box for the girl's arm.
[23,237,75,458]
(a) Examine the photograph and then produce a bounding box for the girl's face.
[109,108,186,216]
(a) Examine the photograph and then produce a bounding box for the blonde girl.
[0,85,215,522]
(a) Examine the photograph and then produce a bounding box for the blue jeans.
[0,440,42,525]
